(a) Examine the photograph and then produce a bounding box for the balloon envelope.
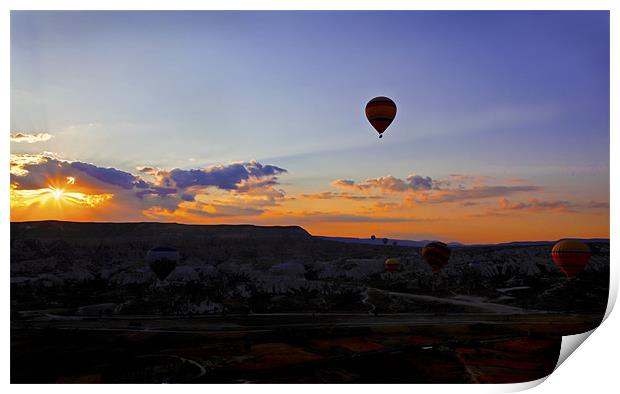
[551,240,591,277]
[422,241,451,273]
[385,258,401,273]
[146,246,179,281]
[365,96,397,137]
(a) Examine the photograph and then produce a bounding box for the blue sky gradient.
[10,11,610,241]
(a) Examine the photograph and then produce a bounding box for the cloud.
[330,173,543,210]
[468,210,511,218]
[332,174,433,193]
[180,193,195,202]
[498,197,575,213]
[10,132,53,143]
[407,175,434,190]
[372,201,401,210]
[421,185,541,204]
[236,177,280,193]
[136,186,178,199]
[10,154,47,176]
[69,161,141,190]
[331,179,356,189]
[10,185,113,209]
[142,200,267,221]
[300,191,384,201]
[273,211,414,223]
[136,166,170,186]
[469,197,609,218]
[185,203,265,218]
[245,161,288,178]
[508,176,528,184]
[137,166,157,174]
[11,154,289,220]
[10,154,144,191]
[498,198,610,213]
[363,176,411,192]
[164,161,287,190]
[438,174,493,188]
[587,201,610,209]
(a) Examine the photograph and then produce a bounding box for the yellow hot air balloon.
[385,257,401,273]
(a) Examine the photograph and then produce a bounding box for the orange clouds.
[10,153,292,223]
[300,191,384,201]
[496,198,609,214]
[330,173,541,207]
[498,197,574,213]
[332,174,433,193]
[9,153,609,243]
[412,185,541,204]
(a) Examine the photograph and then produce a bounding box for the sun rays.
[10,183,112,209]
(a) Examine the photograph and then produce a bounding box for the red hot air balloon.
[422,241,451,273]
[551,240,591,277]
[365,96,397,138]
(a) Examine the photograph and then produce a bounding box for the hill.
[11,220,312,241]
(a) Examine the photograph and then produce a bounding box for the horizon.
[10,11,610,243]
[9,219,611,245]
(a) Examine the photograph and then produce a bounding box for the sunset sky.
[10,11,610,243]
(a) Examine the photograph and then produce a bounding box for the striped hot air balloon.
[385,258,401,273]
[365,96,397,138]
[422,241,451,273]
[551,240,591,277]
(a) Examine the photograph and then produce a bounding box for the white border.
[3,1,617,393]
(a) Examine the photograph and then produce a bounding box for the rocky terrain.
[10,221,610,318]
[10,221,610,383]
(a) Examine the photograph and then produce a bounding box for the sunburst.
[10,183,112,208]
[49,186,65,200]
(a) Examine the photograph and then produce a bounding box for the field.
[12,312,599,383]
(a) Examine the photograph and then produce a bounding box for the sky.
[10,11,610,243]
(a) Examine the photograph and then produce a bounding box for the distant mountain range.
[317,236,609,248]
[317,236,464,248]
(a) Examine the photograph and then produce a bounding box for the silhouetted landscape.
[11,221,609,383]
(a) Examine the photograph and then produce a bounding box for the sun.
[48,186,65,201]
[11,174,114,211]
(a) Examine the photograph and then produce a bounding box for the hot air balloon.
[551,240,591,277]
[385,258,401,273]
[371,235,376,241]
[365,96,397,138]
[146,246,179,281]
[422,241,451,273]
